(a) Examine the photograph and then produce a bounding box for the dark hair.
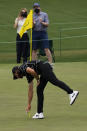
[12,66,19,73]
[12,66,23,80]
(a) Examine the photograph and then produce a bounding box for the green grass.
[0,62,87,131]
[0,0,87,130]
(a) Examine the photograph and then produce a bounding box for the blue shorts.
[32,31,49,50]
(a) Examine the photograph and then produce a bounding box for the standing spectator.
[14,8,30,63]
[32,3,52,63]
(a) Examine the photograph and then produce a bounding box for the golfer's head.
[12,66,23,80]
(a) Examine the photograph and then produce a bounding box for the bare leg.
[32,50,38,60]
[44,48,52,63]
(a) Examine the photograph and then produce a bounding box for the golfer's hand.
[26,104,31,113]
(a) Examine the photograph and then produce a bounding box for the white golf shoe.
[69,91,79,105]
[32,112,44,119]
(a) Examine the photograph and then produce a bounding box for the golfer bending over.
[12,60,79,119]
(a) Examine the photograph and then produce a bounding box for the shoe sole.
[32,117,44,119]
[38,117,44,119]
[70,92,79,105]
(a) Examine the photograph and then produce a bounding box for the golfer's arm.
[26,67,39,81]
[28,81,33,106]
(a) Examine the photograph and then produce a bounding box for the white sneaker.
[69,91,79,105]
[32,112,44,119]
[32,113,39,119]
[38,113,44,119]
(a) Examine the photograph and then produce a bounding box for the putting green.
[0,62,87,131]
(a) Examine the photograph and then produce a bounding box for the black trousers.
[16,33,30,63]
[37,62,73,113]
